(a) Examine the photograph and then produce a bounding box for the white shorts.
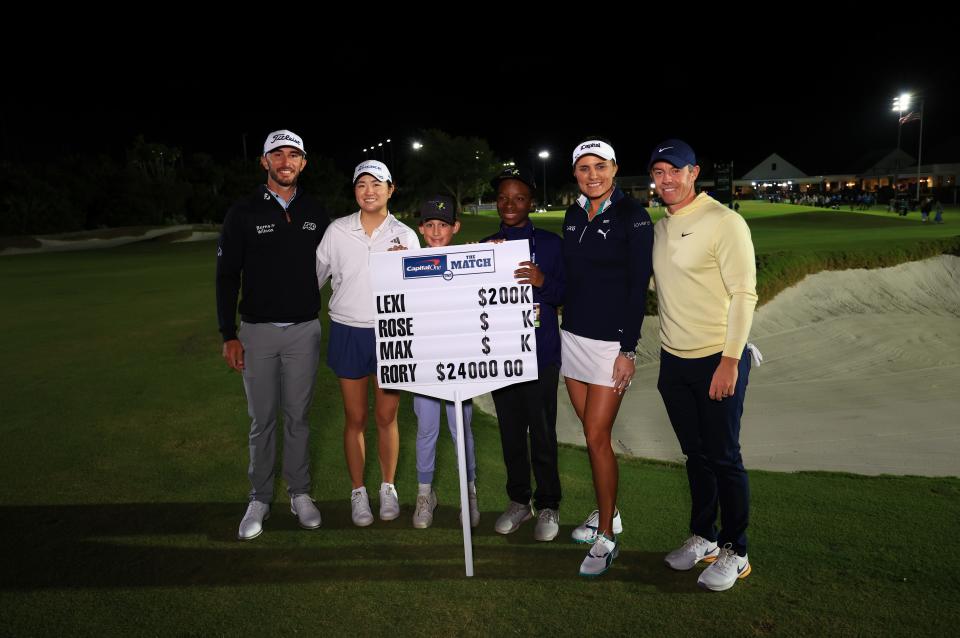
[560,329,619,387]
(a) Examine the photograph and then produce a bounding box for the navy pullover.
[561,187,653,352]
[216,184,330,341]
[481,222,564,369]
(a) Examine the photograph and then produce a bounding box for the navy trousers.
[657,348,751,555]
[491,365,562,511]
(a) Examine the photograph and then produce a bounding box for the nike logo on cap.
[658,146,674,153]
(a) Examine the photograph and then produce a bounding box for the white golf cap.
[353,160,393,183]
[263,129,306,156]
[572,140,616,165]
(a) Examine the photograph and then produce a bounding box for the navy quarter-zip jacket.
[561,187,653,352]
[216,184,330,341]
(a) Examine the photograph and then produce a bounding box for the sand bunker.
[480,255,960,477]
[1,226,219,255]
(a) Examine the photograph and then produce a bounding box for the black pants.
[658,349,751,555]
[491,364,561,510]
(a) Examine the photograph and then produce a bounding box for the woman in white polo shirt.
[316,160,420,526]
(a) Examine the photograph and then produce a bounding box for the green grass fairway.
[469,201,958,252]
[1,209,959,636]
[467,202,959,304]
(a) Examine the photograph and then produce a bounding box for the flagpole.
[453,391,474,577]
[916,99,925,205]
[895,106,903,194]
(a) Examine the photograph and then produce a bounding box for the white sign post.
[370,240,538,577]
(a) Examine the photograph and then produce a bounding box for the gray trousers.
[239,320,321,503]
[413,394,476,484]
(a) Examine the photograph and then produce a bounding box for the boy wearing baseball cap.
[409,195,480,529]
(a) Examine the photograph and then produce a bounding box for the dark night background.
[2,41,957,216]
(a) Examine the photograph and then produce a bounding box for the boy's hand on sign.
[515,261,544,287]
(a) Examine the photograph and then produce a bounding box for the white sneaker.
[379,482,400,521]
[534,508,559,542]
[664,534,719,571]
[458,484,481,528]
[351,487,374,527]
[412,490,438,529]
[290,494,322,530]
[494,501,533,534]
[697,544,751,591]
[571,508,623,543]
[579,532,619,577]
[238,501,270,540]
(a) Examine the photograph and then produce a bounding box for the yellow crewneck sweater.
[652,192,757,359]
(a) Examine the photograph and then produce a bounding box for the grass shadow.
[0,502,697,593]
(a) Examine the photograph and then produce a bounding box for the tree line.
[1,130,507,236]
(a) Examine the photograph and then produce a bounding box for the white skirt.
[560,330,620,387]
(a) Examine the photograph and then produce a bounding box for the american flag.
[899,111,921,125]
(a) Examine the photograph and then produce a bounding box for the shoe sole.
[290,507,322,530]
[238,528,263,541]
[571,519,623,544]
[664,551,719,571]
[353,516,374,527]
[380,511,400,521]
[495,516,532,535]
[579,545,620,577]
[698,563,752,592]
[572,532,621,545]
[535,529,559,542]
[238,512,270,541]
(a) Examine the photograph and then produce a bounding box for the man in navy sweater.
[216,129,330,540]
[482,167,565,542]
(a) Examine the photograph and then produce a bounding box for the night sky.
[4,45,957,188]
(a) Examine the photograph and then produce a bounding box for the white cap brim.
[353,160,393,183]
[263,129,306,156]
[572,140,616,165]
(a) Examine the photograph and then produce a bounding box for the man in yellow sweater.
[649,139,758,592]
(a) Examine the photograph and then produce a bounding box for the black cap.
[490,166,536,193]
[419,195,456,224]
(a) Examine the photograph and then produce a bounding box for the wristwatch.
[619,351,637,361]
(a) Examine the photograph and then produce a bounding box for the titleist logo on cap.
[271,133,301,146]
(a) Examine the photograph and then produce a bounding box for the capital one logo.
[403,255,447,279]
